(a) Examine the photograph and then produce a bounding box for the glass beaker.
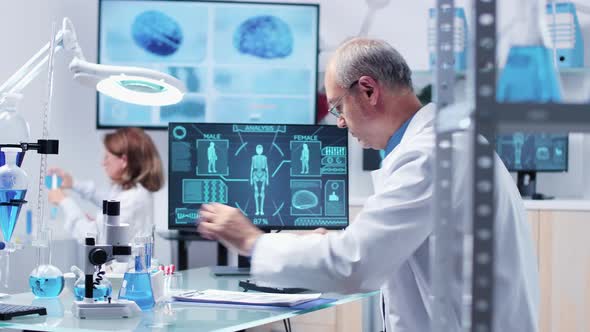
[73,267,112,301]
[0,147,28,288]
[118,242,155,310]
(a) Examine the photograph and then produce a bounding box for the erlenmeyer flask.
[119,240,155,310]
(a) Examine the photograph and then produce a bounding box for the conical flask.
[119,238,155,310]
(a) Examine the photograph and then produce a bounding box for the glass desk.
[0,267,378,332]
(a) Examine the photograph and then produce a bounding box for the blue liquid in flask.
[119,272,154,310]
[29,276,65,298]
[74,284,112,301]
[497,46,562,103]
[0,189,26,242]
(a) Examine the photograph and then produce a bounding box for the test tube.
[45,174,62,219]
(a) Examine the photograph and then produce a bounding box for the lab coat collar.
[371,103,435,193]
[384,115,414,156]
[381,103,435,167]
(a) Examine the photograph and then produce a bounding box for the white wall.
[0,0,589,292]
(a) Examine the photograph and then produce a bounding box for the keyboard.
[0,303,47,320]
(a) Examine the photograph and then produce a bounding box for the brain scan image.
[233,15,293,59]
[132,10,183,56]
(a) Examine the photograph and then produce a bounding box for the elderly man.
[198,38,539,331]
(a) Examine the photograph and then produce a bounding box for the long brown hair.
[104,128,164,192]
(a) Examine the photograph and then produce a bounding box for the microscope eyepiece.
[105,200,120,216]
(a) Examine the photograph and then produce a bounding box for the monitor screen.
[98,0,319,128]
[168,123,349,230]
[495,133,568,172]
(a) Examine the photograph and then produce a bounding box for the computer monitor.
[98,0,319,128]
[495,133,568,199]
[168,123,349,231]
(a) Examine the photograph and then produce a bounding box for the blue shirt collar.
[384,115,414,156]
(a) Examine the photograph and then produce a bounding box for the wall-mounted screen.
[98,0,319,128]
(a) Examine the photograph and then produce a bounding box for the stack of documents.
[172,289,322,307]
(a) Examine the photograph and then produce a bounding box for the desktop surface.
[0,267,377,332]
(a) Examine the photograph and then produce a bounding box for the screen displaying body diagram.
[169,123,349,229]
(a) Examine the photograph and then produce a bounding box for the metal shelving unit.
[432,1,461,332]
[432,0,590,331]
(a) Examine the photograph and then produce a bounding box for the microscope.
[72,200,141,319]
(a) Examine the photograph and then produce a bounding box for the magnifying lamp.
[0,17,186,107]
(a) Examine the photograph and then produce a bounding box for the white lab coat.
[251,103,539,331]
[59,179,154,244]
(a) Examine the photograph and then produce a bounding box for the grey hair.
[333,38,413,92]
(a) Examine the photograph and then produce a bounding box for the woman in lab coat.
[197,38,539,331]
[48,127,163,245]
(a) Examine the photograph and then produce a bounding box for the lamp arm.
[0,18,84,99]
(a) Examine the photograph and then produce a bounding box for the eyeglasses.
[328,80,359,118]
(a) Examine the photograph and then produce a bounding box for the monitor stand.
[211,255,251,277]
[516,171,554,200]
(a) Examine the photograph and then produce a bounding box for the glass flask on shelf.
[496,0,562,103]
[497,46,562,102]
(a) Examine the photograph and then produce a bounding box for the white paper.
[172,289,322,307]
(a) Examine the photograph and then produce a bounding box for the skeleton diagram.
[250,144,269,216]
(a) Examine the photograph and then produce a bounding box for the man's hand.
[197,203,264,256]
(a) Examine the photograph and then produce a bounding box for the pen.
[179,290,202,297]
